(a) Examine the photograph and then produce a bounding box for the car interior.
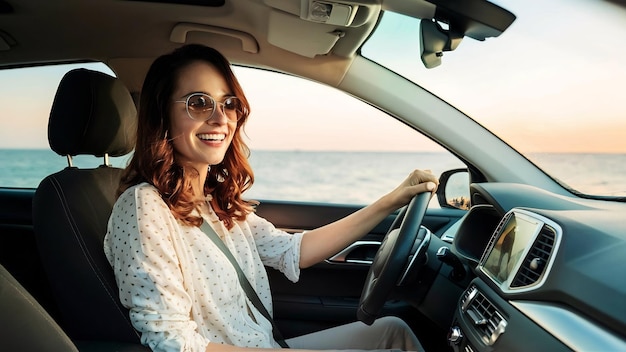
[1,0,625,351]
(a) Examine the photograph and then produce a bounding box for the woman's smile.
[196,133,226,142]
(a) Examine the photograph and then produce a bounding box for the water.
[529,153,626,197]
[0,149,131,188]
[246,150,465,204]
[1,149,625,205]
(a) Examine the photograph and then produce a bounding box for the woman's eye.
[224,97,240,111]
[189,95,211,109]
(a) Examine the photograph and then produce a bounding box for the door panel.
[256,199,465,338]
[0,188,61,319]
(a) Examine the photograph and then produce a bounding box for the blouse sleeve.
[245,212,304,283]
[104,185,210,352]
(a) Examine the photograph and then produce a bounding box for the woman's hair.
[120,44,257,229]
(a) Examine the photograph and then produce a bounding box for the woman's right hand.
[382,169,439,211]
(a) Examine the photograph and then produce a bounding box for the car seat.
[32,68,147,348]
[0,262,79,351]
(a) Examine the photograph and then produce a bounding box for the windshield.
[362,0,626,198]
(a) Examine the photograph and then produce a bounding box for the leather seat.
[32,68,147,348]
[0,263,78,351]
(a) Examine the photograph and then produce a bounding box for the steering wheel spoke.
[357,192,432,325]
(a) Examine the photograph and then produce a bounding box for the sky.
[0,0,624,154]
[360,0,626,153]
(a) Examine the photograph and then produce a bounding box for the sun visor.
[267,9,343,58]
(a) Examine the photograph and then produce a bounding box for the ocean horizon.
[1,149,625,204]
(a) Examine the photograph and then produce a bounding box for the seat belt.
[200,221,289,348]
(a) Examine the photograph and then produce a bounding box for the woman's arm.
[299,169,438,268]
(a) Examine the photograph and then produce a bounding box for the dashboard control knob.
[448,326,463,345]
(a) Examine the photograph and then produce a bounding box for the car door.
[232,67,468,338]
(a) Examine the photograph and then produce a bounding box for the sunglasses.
[174,93,245,122]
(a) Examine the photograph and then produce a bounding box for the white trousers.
[285,316,425,352]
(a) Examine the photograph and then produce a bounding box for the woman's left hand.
[384,169,439,210]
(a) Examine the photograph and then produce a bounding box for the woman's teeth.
[197,133,225,141]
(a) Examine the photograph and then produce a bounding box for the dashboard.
[444,183,626,352]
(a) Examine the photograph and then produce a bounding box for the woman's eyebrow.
[178,90,207,98]
[179,91,235,99]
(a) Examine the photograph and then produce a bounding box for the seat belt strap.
[200,221,289,348]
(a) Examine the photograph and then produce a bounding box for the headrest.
[48,68,137,157]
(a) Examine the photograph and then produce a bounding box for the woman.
[104,44,438,352]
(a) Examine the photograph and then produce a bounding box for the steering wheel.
[357,191,431,325]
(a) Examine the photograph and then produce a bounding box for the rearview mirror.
[419,19,462,69]
[418,0,516,69]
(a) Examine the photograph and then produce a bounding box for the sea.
[1,149,625,205]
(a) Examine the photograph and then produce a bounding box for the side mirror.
[436,168,470,210]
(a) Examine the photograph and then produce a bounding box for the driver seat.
[32,68,144,346]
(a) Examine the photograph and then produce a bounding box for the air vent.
[461,285,478,311]
[463,288,507,346]
[510,225,556,288]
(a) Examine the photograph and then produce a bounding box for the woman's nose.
[207,105,228,125]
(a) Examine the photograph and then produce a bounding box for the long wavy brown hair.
[120,44,257,229]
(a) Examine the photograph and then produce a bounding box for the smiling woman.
[100,43,435,352]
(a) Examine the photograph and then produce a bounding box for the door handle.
[326,240,381,265]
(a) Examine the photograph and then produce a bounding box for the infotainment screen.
[481,212,542,285]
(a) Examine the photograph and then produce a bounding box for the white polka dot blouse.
[104,183,304,351]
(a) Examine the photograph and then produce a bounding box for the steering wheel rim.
[357,191,431,325]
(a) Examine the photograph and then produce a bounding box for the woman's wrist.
[376,192,401,214]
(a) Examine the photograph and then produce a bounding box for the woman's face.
[169,60,237,171]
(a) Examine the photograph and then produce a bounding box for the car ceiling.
[1,0,530,94]
[1,0,433,92]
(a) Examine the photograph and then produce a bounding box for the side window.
[0,63,131,188]
[0,63,466,206]
[233,67,466,207]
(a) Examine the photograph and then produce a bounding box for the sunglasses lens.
[187,94,214,120]
[223,97,243,120]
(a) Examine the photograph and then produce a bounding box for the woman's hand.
[383,169,439,211]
